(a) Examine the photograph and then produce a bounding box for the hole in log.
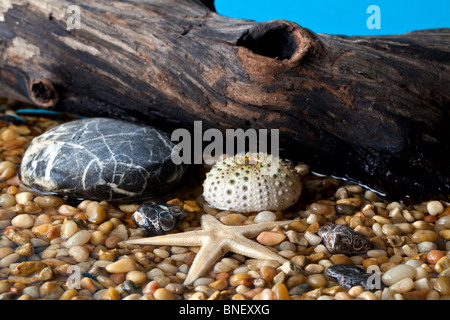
[237,22,298,60]
[29,79,58,108]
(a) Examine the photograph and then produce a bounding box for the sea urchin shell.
[202,153,302,213]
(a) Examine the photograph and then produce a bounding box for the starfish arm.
[200,214,225,230]
[184,238,226,285]
[124,230,205,246]
[224,236,288,264]
[238,220,295,238]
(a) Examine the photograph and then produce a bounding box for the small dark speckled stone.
[318,224,371,255]
[326,264,385,291]
[121,280,141,294]
[20,118,186,203]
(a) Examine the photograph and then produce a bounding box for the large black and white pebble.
[318,224,371,255]
[20,118,186,203]
[326,264,385,291]
[132,202,187,233]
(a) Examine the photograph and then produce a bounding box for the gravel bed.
[0,100,449,300]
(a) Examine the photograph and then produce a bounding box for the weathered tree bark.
[0,0,449,199]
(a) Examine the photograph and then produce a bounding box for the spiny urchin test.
[202,153,302,213]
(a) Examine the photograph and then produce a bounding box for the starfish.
[125,214,293,285]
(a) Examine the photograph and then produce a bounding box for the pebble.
[153,248,170,259]
[60,220,78,239]
[418,241,437,253]
[68,246,90,262]
[336,197,362,208]
[11,214,34,228]
[306,274,327,288]
[121,280,140,294]
[382,224,402,236]
[347,286,364,297]
[382,264,416,286]
[439,230,450,240]
[0,161,17,180]
[106,258,136,273]
[426,201,444,216]
[58,204,80,216]
[309,203,334,216]
[39,281,64,299]
[254,211,277,223]
[0,247,13,259]
[86,202,106,224]
[258,288,274,300]
[165,283,187,295]
[209,279,228,291]
[272,282,291,300]
[434,276,450,295]
[304,231,322,246]
[389,278,414,293]
[426,250,445,265]
[34,195,65,209]
[357,291,378,300]
[80,277,97,294]
[65,230,91,248]
[330,254,353,265]
[289,283,312,296]
[334,291,353,300]
[411,230,438,243]
[102,287,120,300]
[15,192,33,205]
[105,235,122,249]
[304,263,324,274]
[434,256,450,273]
[0,194,16,207]
[256,231,286,246]
[229,273,251,287]
[0,253,20,267]
[436,216,450,228]
[335,204,358,216]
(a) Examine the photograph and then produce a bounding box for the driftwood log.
[0,0,449,199]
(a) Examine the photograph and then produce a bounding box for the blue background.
[215,0,450,36]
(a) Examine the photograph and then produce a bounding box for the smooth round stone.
[306,274,327,288]
[254,211,277,223]
[20,118,186,203]
[154,288,176,300]
[335,204,358,216]
[68,245,90,262]
[436,216,450,228]
[39,281,64,299]
[411,230,438,243]
[11,214,34,228]
[382,264,416,286]
[61,220,78,239]
[426,250,445,265]
[256,231,286,246]
[288,283,313,296]
[65,230,91,248]
[418,241,437,253]
[434,276,450,295]
[435,256,450,273]
[106,258,136,273]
